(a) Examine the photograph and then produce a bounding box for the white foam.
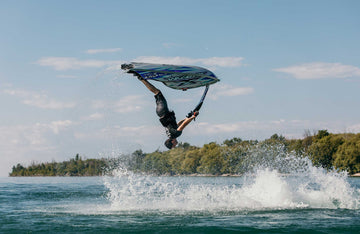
[103,149,360,212]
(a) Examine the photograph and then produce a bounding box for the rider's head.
[164,138,178,149]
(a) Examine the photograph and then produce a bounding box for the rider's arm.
[177,112,198,131]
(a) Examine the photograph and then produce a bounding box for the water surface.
[1,167,360,233]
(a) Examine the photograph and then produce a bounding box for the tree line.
[10,154,107,176]
[9,130,360,177]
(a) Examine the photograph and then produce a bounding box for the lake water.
[1,167,360,233]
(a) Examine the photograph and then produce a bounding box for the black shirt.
[159,111,182,139]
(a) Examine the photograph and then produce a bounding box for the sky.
[1,0,360,176]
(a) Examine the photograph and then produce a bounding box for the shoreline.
[8,173,360,178]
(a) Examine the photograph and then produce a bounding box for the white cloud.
[35,57,123,71]
[82,112,104,121]
[209,84,254,100]
[0,120,75,154]
[23,98,76,109]
[191,121,261,134]
[92,95,147,113]
[56,75,78,78]
[133,56,245,67]
[347,124,360,133]
[74,124,162,140]
[85,48,122,54]
[3,88,76,109]
[274,62,360,79]
[76,119,360,145]
[91,100,106,109]
[105,125,161,136]
[43,120,76,134]
[35,56,244,71]
[114,95,144,113]
[187,119,359,139]
[0,120,76,176]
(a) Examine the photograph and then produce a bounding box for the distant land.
[9,130,360,177]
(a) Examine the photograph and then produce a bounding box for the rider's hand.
[193,111,199,117]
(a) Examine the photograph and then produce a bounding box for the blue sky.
[1,0,360,175]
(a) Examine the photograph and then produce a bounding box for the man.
[138,77,198,149]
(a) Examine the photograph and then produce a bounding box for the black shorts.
[154,92,169,118]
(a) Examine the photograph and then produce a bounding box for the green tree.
[177,142,191,150]
[181,148,202,174]
[142,151,171,175]
[223,137,242,147]
[129,149,146,171]
[308,133,344,170]
[334,135,360,174]
[197,142,223,175]
[221,143,249,174]
[167,147,186,175]
[315,129,330,140]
